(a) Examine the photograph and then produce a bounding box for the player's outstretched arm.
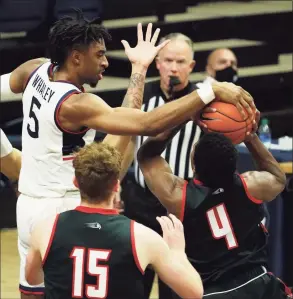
[102,23,165,158]
[0,129,21,180]
[242,110,286,202]
[134,215,203,299]
[61,81,255,137]
[61,90,205,136]
[1,58,48,97]
[102,23,170,180]
[102,66,145,179]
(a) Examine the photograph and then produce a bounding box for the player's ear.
[189,59,196,72]
[72,50,82,66]
[73,177,79,189]
[113,180,120,192]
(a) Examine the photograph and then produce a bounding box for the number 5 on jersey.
[206,203,238,250]
[27,96,41,138]
[70,247,111,298]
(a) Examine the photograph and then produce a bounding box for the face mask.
[215,66,238,83]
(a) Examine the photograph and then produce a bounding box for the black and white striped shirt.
[134,80,202,188]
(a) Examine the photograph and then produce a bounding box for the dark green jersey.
[43,206,144,299]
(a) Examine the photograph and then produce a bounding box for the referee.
[121,33,201,299]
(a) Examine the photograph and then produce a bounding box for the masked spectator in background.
[197,48,238,88]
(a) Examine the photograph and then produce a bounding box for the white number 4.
[206,203,238,250]
[70,247,111,298]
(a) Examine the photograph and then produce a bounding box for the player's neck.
[53,66,83,89]
[80,199,114,210]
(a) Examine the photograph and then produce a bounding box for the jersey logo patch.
[212,188,224,195]
[84,222,102,229]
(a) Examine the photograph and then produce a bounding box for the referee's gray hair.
[159,33,193,51]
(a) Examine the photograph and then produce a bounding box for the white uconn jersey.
[19,62,96,197]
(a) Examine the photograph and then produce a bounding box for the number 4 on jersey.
[206,203,238,250]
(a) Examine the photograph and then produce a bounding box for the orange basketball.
[199,102,255,144]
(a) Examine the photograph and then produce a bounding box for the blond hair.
[73,142,122,202]
[159,32,193,51]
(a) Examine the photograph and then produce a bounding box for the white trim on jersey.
[203,266,267,297]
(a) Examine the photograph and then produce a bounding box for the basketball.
[200,102,255,144]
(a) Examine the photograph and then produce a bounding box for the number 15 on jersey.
[70,247,111,298]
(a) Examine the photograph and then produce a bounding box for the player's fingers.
[145,23,153,42]
[240,98,253,118]
[248,118,256,135]
[241,89,256,112]
[121,40,131,51]
[137,23,143,42]
[203,107,217,113]
[251,110,260,133]
[197,119,208,129]
[255,109,260,123]
[235,102,246,119]
[151,28,160,45]
[161,216,174,231]
[169,214,183,231]
[156,217,168,234]
[156,39,170,51]
[243,89,253,100]
[253,120,258,134]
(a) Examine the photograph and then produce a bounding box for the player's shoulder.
[22,58,50,75]
[133,221,162,245]
[61,92,106,113]
[31,57,50,66]
[11,58,50,93]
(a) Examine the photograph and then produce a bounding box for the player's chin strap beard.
[168,76,181,101]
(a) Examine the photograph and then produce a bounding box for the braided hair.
[48,9,111,66]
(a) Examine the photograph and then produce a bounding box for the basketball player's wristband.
[0,73,14,99]
[197,83,215,105]
[0,129,13,158]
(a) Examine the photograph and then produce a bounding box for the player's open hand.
[156,214,185,252]
[121,23,170,68]
[212,82,256,120]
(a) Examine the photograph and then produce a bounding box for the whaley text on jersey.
[32,74,55,102]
